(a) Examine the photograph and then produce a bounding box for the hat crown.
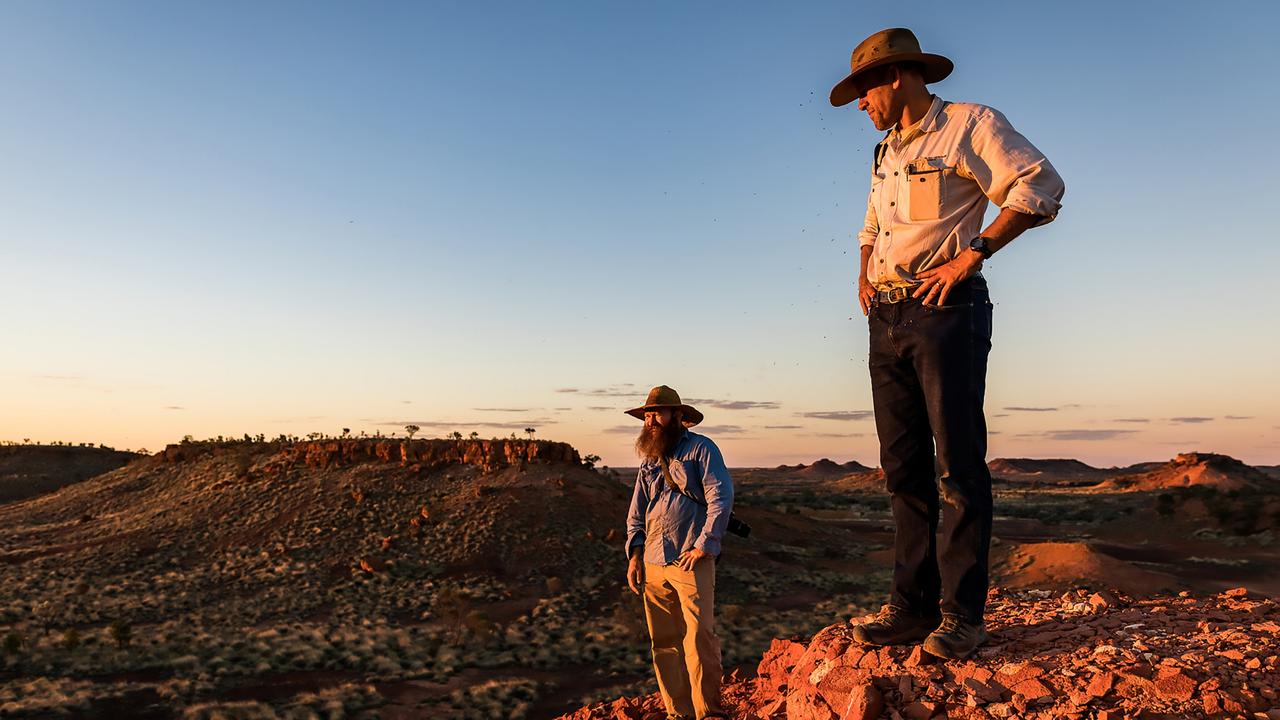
[645,385,682,407]
[851,27,923,72]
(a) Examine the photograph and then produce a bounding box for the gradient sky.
[3,1,1278,468]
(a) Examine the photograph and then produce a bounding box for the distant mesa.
[798,458,842,475]
[1095,451,1271,492]
[788,458,874,476]
[0,444,141,505]
[987,457,1101,477]
[159,437,579,474]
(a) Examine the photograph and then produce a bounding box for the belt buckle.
[880,286,909,304]
[873,286,911,305]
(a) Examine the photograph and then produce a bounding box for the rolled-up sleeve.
[858,176,880,249]
[625,468,648,558]
[964,108,1064,226]
[693,443,734,557]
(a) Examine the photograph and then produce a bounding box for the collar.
[671,428,691,454]
[893,95,946,144]
[918,95,946,134]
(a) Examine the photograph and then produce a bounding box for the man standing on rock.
[624,385,733,720]
[830,28,1064,659]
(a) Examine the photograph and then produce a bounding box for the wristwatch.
[969,236,994,258]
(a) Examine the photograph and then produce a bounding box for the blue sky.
[2,1,1278,466]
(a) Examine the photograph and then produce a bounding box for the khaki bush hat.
[625,385,704,427]
[830,27,953,107]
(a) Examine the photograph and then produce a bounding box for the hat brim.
[625,404,704,427]
[829,53,953,107]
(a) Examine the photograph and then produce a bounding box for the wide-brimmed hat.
[829,27,953,108]
[625,385,704,427]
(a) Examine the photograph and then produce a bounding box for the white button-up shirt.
[859,96,1065,289]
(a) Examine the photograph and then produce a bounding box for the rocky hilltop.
[0,438,638,718]
[987,458,1103,485]
[562,587,1280,719]
[1096,452,1274,492]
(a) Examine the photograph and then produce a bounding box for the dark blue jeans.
[868,276,993,623]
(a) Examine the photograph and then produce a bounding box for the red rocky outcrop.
[561,587,1280,720]
[161,439,580,473]
[288,438,578,472]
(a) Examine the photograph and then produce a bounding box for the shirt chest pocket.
[669,459,704,499]
[906,158,952,222]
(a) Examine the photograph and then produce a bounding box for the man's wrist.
[968,235,995,258]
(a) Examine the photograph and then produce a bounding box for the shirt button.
[894,171,899,176]
[890,202,895,206]
[879,259,885,263]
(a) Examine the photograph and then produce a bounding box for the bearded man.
[624,385,733,720]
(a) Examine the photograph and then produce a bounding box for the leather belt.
[874,286,918,304]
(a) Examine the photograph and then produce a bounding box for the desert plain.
[0,438,1277,719]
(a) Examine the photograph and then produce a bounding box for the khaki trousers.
[643,559,725,719]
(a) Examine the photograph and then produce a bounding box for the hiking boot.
[850,604,941,646]
[922,614,989,659]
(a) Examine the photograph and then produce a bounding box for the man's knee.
[937,472,992,511]
[648,619,686,650]
[646,605,689,649]
[885,469,936,496]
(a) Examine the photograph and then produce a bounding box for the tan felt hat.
[830,27,953,107]
[625,385,704,427]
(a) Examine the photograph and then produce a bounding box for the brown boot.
[850,604,941,646]
[922,613,989,659]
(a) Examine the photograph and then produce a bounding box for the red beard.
[635,419,685,463]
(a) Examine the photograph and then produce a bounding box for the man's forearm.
[979,208,1045,255]
[859,244,874,282]
[695,500,730,556]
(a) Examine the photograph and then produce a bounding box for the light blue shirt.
[625,430,734,565]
